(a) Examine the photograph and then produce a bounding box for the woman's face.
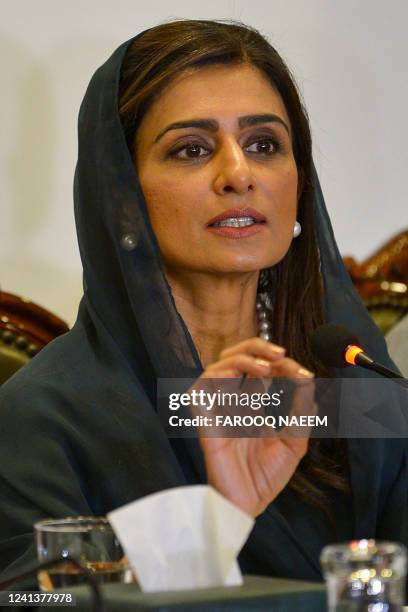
[136,64,299,277]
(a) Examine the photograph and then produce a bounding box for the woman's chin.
[208,260,274,275]
[208,252,285,274]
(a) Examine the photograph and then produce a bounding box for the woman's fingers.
[267,356,314,381]
[215,337,314,381]
[204,354,314,382]
[202,353,273,379]
[219,337,285,361]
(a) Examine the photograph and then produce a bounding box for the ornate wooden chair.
[343,229,408,334]
[0,291,69,385]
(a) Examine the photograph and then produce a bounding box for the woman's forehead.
[138,64,291,140]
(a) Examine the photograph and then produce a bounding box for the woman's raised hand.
[194,337,315,518]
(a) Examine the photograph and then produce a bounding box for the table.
[38,575,326,611]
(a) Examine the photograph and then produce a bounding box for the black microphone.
[311,323,408,388]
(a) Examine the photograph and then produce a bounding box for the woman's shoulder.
[0,321,138,425]
[0,325,94,402]
[0,317,157,445]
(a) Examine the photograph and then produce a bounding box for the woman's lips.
[206,207,266,226]
[206,223,266,239]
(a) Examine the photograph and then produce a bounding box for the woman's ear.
[297,168,305,201]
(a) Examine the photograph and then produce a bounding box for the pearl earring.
[293,221,301,238]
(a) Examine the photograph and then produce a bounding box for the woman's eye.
[168,137,279,161]
[245,138,278,156]
[170,143,210,160]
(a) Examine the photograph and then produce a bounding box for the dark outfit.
[0,33,407,583]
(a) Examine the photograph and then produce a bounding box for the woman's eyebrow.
[154,114,290,143]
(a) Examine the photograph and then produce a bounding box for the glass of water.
[320,539,406,611]
[35,516,134,590]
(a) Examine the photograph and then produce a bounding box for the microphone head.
[311,324,360,368]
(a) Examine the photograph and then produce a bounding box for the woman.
[0,19,406,582]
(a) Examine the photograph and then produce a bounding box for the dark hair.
[119,19,349,518]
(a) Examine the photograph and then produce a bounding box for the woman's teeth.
[212,217,256,228]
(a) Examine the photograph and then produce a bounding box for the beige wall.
[1,0,407,325]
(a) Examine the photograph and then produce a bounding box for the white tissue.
[108,484,254,592]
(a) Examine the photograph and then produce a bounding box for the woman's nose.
[213,142,256,195]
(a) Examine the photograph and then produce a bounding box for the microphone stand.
[355,353,408,389]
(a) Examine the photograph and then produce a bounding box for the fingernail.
[255,358,270,369]
[297,367,314,378]
[271,345,285,354]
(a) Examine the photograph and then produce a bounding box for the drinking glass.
[320,539,406,611]
[35,516,133,590]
